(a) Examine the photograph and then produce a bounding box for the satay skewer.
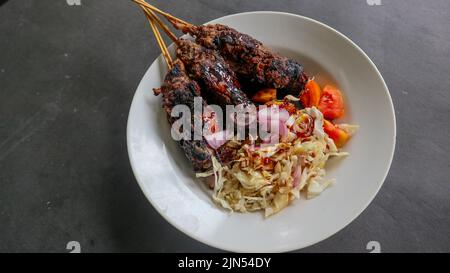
[135,2,216,172]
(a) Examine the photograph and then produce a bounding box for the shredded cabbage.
[201,107,357,217]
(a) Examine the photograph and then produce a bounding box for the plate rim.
[126,11,397,252]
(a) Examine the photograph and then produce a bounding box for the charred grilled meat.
[176,39,251,107]
[154,60,213,172]
[172,22,309,94]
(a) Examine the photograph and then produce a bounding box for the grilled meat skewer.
[154,60,213,172]
[172,23,309,94]
[137,4,241,173]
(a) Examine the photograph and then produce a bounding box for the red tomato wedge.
[318,85,345,120]
[300,79,322,108]
[323,120,349,148]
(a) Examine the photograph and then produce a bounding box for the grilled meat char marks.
[154,60,212,172]
[176,39,251,107]
[175,23,308,94]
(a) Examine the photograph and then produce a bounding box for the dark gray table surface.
[1,0,449,253]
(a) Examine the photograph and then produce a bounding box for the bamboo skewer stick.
[142,6,178,42]
[133,0,191,27]
[134,0,195,69]
[141,7,173,69]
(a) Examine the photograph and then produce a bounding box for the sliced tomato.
[300,79,322,108]
[252,88,277,103]
[318,85,345,120]
[323,120,349,148]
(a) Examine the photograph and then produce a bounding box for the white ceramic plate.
[127,12,396,252]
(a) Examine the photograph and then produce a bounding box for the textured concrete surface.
[0,0,449,253]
